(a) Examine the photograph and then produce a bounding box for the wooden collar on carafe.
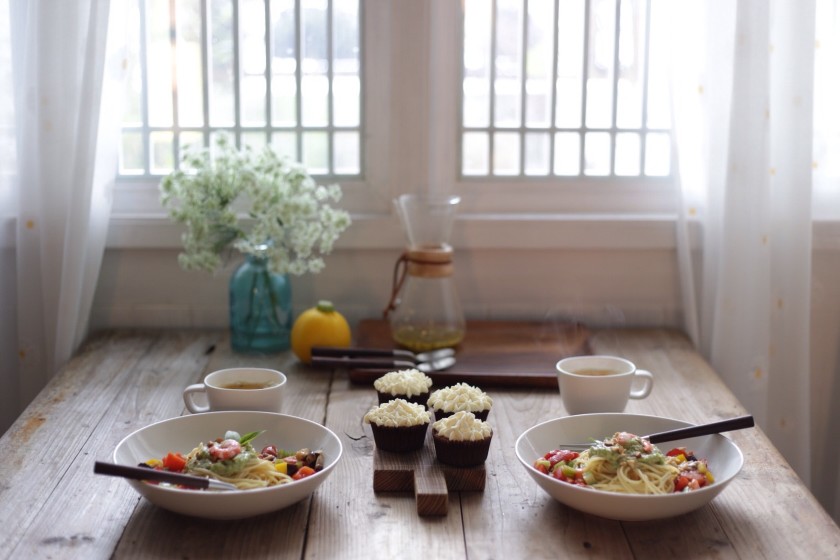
[405,244,453,278]
[382,244,455,318]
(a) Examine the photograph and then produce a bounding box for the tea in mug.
[574,368,618,376]
[221,381,277,390]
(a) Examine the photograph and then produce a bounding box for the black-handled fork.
[556,415,755,451]
[311,346,455,362]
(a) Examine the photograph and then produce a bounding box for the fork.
[555,415,754,451]
[310,346,455,362]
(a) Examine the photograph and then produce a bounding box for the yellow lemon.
[291,300,352,364]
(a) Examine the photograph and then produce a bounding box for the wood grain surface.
[0,327,838,560]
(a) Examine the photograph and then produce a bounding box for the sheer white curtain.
[0,0,127,434]
[671,0,815,488]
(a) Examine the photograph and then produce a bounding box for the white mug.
[183,368,287,413]
[556,355,653,415]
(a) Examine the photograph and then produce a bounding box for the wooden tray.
[349,319,590,388]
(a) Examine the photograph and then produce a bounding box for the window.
[111,1,676,243]
[119,0,361,179]
[461,0,671,179]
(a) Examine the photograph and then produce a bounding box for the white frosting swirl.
[427,383,492,413]
[364,398,430,427]
[373,369,433,397]
[433,411,492,441]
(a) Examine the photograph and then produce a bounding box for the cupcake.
[373,368,433,406]
[363,398,431,452]
[427,383,492,421]
[432,411,493,467]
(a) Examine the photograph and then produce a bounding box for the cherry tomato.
[546,450,579,466]
[675,470,707,492]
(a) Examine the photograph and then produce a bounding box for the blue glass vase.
[229,254,292,353]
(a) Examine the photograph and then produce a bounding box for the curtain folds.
[671,0,815,486]
[0,0,125,434]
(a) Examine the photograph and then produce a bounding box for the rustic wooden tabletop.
[1,327,838,559]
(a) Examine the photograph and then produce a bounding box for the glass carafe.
[383,194,466,351]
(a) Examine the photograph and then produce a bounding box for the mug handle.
[629,369,654,399]
[183,383,210,413]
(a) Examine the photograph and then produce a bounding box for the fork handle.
[310,346,412,359]
[94,461,210,489]
[310,356,416,369]
[646,415,754,445]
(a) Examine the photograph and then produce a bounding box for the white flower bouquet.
[160,134,351,275]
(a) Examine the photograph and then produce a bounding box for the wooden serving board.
[372,429,485,516]
[350,319,590,388]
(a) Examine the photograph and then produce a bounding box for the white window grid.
[112,0,676,222]
[119,0,362,179]
[460,0,671,179]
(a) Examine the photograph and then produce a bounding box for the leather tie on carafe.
[382,244,454,318]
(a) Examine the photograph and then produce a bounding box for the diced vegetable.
[534,459,551,474]
[560,465,577,479]
[292,466,316,480]
[162,452,187,472]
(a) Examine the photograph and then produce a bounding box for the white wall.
[91,247,683,331]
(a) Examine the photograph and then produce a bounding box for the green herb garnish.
[238,430,265,446]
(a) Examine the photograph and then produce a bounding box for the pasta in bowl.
[112,411,342,519]
[515,413,744,521]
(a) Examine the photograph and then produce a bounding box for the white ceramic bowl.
[113,411,343,520]
[515,413,744,521]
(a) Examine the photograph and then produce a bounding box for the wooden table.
[1,328,839,559]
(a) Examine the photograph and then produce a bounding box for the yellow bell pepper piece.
[698,462,715,483]
[275,461,288,474]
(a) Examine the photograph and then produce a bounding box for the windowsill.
[105,212,687,251]
[105,213,840,252]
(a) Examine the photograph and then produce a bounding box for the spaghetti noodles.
[183,443,292,490]
[533,432,714,494]
[145,429,324,490]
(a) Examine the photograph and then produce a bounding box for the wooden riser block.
[440,464,486,491]
[412,464,449,517]
[372,435,486,517]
